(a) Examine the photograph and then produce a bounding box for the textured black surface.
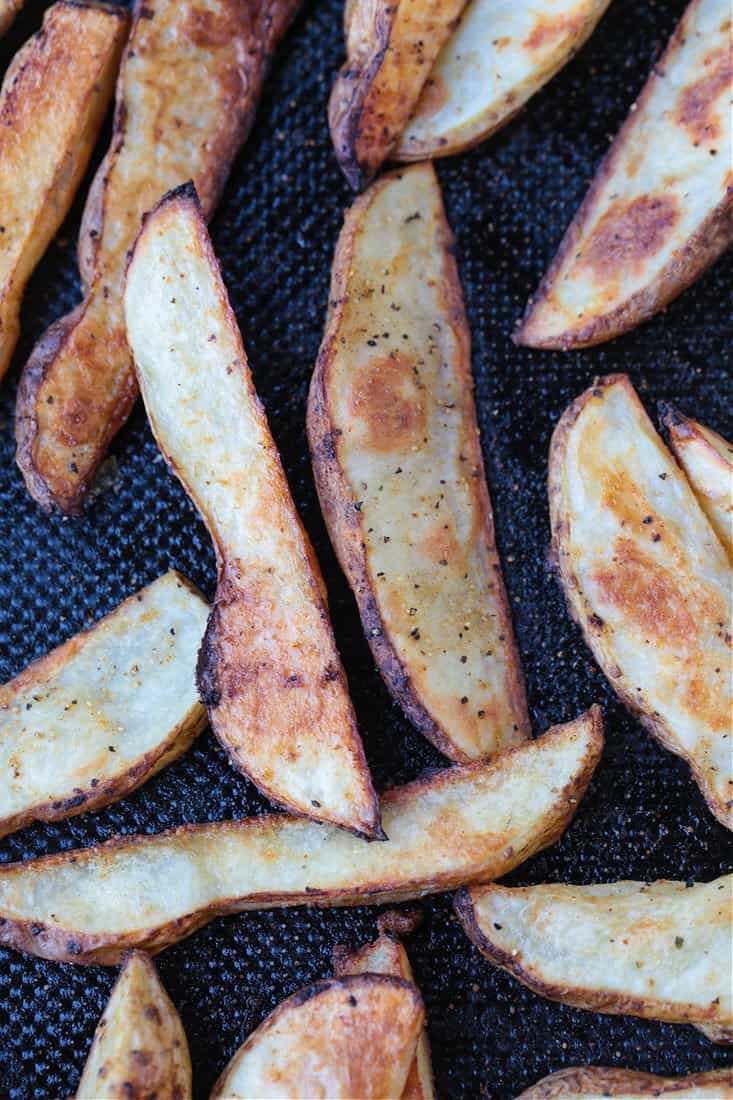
[0,0,731,1096]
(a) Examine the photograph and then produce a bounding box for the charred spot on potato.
[580,195,680,281]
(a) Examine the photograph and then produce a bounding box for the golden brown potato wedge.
[0,571,208,839]
[211,974,424,1099]
[124,185,379,839]
[308,163,529,762]
[329,0,468,189]
[76,951,191,1100]
[15,0,301,515]
[0,0,22,37]
[456,876,733,1042]
[549,375,732,829]
[0,0,127,382]
[395,0,611,161]
[334,932,435,1100]
[516,1066,733,1099]
[661,405,733,560]
[515,0,733,348]
[0,709,601,964]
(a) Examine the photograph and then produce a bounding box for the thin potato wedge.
[395,0,611,161]
[308,162,529,762]
[211,974,423,1099]
[76,951,191,1100]
[334,932,435,1100]
[0,709,602,964]
[517,1066,733,1099]
[16,0,301,515]
[549,375,732,828]
[329,0,468,189]
[125,185,379,838]
[0,0,127,381]
[456,876,733,1042]
[0,571,208,838]
[661,405,733,559]
[515,0,733,348]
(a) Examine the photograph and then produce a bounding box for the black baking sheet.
[0,0,731,1096]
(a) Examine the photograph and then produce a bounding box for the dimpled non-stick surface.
[0,0,731,1096]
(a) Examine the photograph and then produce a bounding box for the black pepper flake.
[675,936,684,948]
[642,515,653,524]
[410,628,420,640]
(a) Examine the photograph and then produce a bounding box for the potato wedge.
[211,974,423,1099]
[0,571,208,838]
[308,163,529,762]
[456,876,733,1042]
[661,405,733,560]
[15,0,301,515]
[395,0,611,161]
[329,0,468,189]
[76,951,191,1100]
[515,0,733,348]
[124,185,379,839]
[0,1,127,382]
[0,710,601,964]
[0,0,21,37]
[549,375,732,828]
[517,1067,733,1099]
[334,933,435,1100]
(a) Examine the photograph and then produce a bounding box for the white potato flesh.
[663,407,733,560]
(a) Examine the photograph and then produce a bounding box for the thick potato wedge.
[395,0,610,161]
[15,0,301,515]
[456,876,733,1042]
[125,186,379,839]
[517,1066,733,1099]
[334,933,435,1100]
[0,571,208,838]
[0,1,127,382]
[309,163,529,762]
[329,0,468,189]
[549,375,732,829]
[76,951,191,1100]
[211,974,424,1099]
[515,0,733,348]
[661,405,733,559]
[0,710,601,964]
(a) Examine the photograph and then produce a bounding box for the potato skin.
[516,1067,733,1099]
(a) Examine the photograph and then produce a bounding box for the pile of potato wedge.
[0,0,730,1095]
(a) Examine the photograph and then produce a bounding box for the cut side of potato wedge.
[456,876,733,1042]
[395,0,611,161]
[125,184,380,839]
[211,974,424,1099]
[517,1066,733,1099]
[661,405,733,560]
[516,0,733,348]
[0,0,127,382]
[0,570,208,839]
[329,0,468,189]
[15,0,301,514]
[0,709,602,964]
[309,163,529,762]
[549,375,732,829]
[76,951,192,1100]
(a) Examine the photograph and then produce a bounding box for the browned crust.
[516,1066,733,1099]
[307,166,529,762]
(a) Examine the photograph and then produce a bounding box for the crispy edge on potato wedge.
[395,0,611,161]
[515,0,733,348]
[334,931,435,1100]
[0,709,602,964]
[549,374,732,829]
[661,404,733,560]
[0,0,128,382]
[211,974,424,1099]
[76,951,192,1100]
[516,1066,733,1099]
[308,163,529,762]
[329,0,468,189]
[124,183,380,839]
[456,876,733,1042]
[0,570,208,839]
[15,0,301,515]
